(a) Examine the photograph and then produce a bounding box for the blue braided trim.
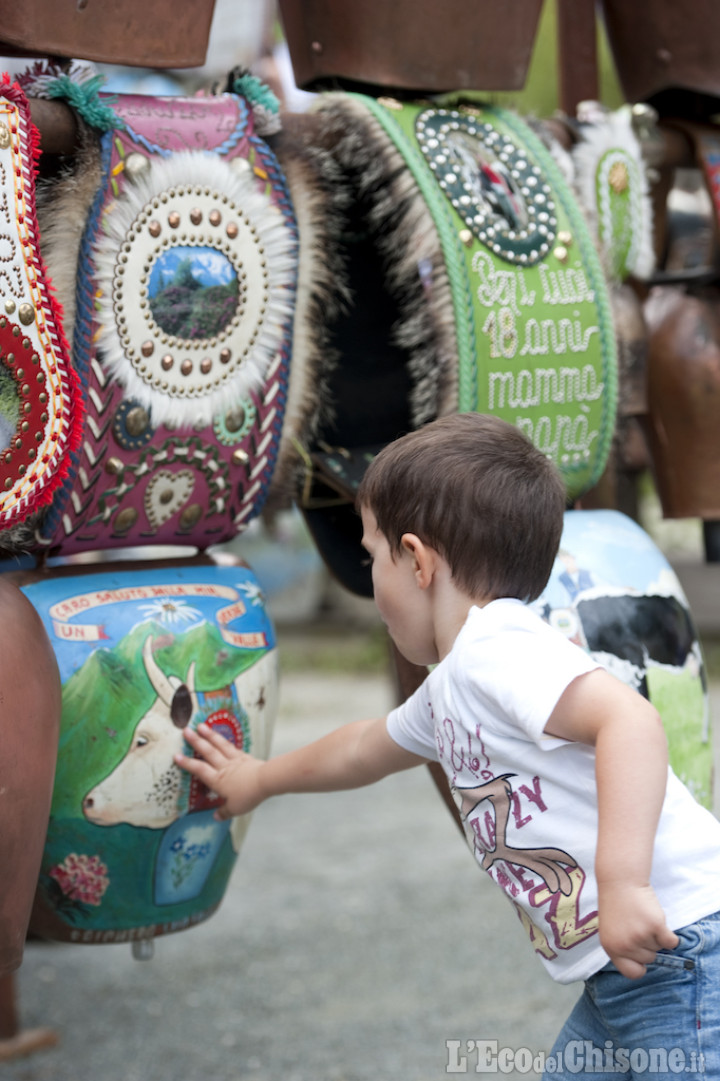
[212,96,251,157]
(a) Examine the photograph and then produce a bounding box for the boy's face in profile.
[360,505,439,667]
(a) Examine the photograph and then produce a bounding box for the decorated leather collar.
[353,94,618,500]
[571,104,655,282]
[296,93,619,504]
[34,89,299,555]
[0,78,81,544]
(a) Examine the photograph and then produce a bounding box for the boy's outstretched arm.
[175,717,428,820]
[545,668,680,979]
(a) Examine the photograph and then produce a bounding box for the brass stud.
[105,457,124,475]
[609,161,629,194]
[190,208,203,225]
[557,230,573,247]
[226,222,239,239]
[113,507,138,533]
[0,123,11,149]
[4,299,15,315]
[168,212,181,229]
[181,359,193,376]
[209,210,222,227]
[219,348,231,364]
[149,220,162,238]
[141,341,155,357]
[126,406,150,436]
[225,407,245,433]
[161,354,174,371]
[459,229,473,247]
[553,245,569,263]
[200,357,212,374]
[18,303,35,326]
[232,448,250,466]
[180,504,203,529]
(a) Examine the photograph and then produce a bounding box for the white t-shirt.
[386,598,720,984]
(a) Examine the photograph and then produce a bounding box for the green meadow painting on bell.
[22,566,277,941]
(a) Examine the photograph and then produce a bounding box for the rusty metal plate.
[0,0,216,68]
[278,0,544,92]
[600,0,720,104]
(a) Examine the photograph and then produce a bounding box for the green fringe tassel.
[231,72,280,116]
[46,74,120,133]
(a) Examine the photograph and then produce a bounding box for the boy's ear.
[400,533,436,589]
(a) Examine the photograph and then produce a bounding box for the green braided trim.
[350,93,478,411]
[47,74,120,133]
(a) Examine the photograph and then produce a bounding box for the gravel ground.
[3,652,582,1081]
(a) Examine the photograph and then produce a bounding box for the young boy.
[176,413,720,1078]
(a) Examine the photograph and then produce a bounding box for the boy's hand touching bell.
[175,723,266,820]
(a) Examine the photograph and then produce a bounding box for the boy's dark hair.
[356,413,567,603]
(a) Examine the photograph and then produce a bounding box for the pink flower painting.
[48,852,110,907]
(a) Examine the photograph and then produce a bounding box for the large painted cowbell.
[533,510,712,810]
[21,560,277,945]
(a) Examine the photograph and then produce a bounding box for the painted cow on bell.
[83,635,274,830]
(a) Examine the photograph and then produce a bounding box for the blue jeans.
[544,911,720,1080]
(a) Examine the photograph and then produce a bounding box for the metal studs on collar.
[416,107,557,265]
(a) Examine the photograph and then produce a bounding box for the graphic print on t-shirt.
[458,774,599,961]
